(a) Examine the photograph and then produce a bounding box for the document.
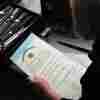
[10,33,86,99]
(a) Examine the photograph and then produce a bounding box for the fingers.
[32,74,61,100]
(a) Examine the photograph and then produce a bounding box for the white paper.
[10,33,86,99]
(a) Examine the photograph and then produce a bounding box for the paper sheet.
[10,33,86,99]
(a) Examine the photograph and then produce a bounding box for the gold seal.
[23,47,51,65]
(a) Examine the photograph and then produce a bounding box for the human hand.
[32,74,61,100]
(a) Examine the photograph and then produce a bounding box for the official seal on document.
[23,47,51,65]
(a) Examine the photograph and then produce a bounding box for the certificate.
[10,33,86,99]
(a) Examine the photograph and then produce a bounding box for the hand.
[32,74,61,100]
